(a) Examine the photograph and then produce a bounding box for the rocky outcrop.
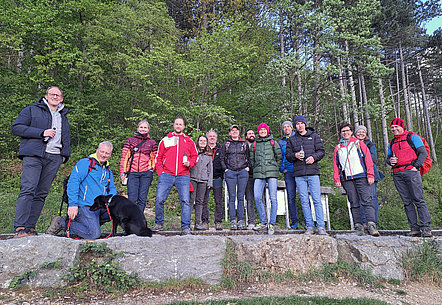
[335,234,434,280]
[0,233,440,288]
[229,235,338,274]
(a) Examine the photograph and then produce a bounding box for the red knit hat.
[257,123,269,134]
[390,118,405,128]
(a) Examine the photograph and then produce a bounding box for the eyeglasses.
[341,129,352,133]
[48,93,62,98]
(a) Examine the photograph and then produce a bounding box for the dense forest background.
[0,0,441,232]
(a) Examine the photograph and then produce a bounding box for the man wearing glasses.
[11,86,71,238]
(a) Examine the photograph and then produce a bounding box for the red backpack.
[390,132,432,176]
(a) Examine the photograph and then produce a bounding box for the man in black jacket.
[11,86,71,238]
[286,115,326,235]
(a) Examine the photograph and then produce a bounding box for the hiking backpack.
[390,132,432,176]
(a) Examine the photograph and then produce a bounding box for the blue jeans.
[154,173,191,229]
[360,182,379,224]
[254,178,278,225]
[68,206,111,239]
[127,170,153,212]
[14,153,63,230]
[295,175,325,229]
[284,172,299,226]
[224,169,248,222]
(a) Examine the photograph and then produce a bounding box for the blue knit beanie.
[293,115,307,126]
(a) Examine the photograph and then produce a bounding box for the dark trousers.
[190,180,208,225]
[284,172,299,226]
[209,177,224,224]
[245,176,256,225]
[14,154,63,230]
[127,170,153,212]
[393,170,431,230]
[342,177,375,224]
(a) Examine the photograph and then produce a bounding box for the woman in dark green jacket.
[250,123,282,234]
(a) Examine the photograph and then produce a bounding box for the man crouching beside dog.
[46,141,117,239]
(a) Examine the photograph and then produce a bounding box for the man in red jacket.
[152,118,198,235]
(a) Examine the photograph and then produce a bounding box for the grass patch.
[166,295,389,304]
[400,239,442,285]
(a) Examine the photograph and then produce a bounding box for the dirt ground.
[1,280,441,305]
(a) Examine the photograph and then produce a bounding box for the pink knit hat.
[257,123,269,134]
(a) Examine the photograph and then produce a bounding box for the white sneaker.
[318,227,328,236]
[247,223,255,230]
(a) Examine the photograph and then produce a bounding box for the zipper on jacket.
[175,135,179,175]
[83,185,87,201]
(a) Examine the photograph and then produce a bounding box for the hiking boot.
[406,230,421,237]
[253,223,267,232]
[195,224,205,231]
[354,223,365,236]
[237,220,246,230]
[151,224,164,232]
[247,223,255,230]
[13,227,28,238]
[181,228,191,235]
[230,221,237,230]
[421,228,432,238]
[367,222,380,237]
[304,227,314,235]
[318,227,328,236]
[215,222,223,231]
[46,216,65,235]
[202,223,209,230]
[268,224,275,235]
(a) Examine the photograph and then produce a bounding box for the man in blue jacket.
[12,87,71,238]
[279,121,299,229]
[47,141,117,239]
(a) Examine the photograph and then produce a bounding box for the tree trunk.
[388,80,398,117]
[378,77,389,158]
[360,72,372,139]
[399,42,413,130]
[337,56,349,122]
[345,41,358,126]
[416,56,437,163]
[279,9,286,87]
[395,52,401,117]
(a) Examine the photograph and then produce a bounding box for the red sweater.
[156,132,198,176]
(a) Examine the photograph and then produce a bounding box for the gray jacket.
[190,153,213,187]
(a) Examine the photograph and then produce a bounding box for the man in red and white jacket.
[152,118,198,235]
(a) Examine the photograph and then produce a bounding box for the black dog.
[90,195,152,237]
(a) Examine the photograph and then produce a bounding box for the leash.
[66,200,114,240]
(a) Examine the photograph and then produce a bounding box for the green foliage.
[40,260,62,269]
[64,242,141,292]
[299,260,383,288]
[221,240,258,288]
[8,270,37,289]
[400,240,442,284]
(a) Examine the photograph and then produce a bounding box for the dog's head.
[90,194,113,211]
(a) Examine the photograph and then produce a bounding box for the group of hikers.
[12,87,433,239]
